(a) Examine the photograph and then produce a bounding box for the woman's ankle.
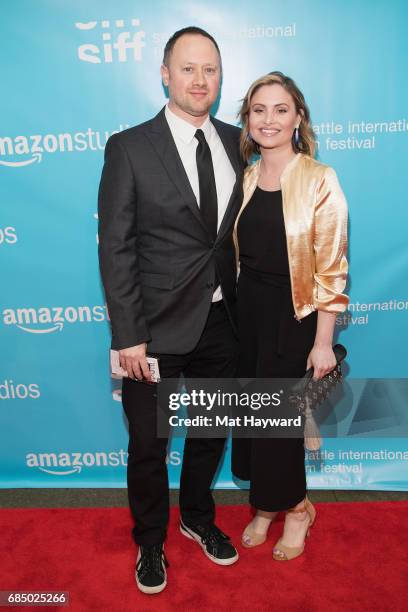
[249,511,276,535]
[288,509,308,523]
[256,509,277,520]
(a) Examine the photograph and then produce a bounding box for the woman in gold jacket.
[232,72,348,561]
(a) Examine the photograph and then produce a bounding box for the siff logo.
[75,18,145,63]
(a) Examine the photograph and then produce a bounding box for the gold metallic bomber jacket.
[233,153,349,320]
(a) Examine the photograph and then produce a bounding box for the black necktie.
[195,129,218,242]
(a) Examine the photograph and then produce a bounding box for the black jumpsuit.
[232,186,317,511]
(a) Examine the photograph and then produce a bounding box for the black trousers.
[122,301,238,546]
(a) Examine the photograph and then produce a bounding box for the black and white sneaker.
[180,521,239,566]
[135,543,169,594]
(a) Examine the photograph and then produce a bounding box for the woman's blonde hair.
[239,71,316,163]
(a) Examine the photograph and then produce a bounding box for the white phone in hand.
[110,350,161,383]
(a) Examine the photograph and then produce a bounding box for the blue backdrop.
[1,0,407,489]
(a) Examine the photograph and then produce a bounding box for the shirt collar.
[165,105,212,144]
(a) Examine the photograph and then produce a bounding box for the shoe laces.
[137,544,169,578]
[196,523,230,547]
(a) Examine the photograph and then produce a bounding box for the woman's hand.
[306,344,337,380]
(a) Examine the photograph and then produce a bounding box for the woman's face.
[248,83,301,152]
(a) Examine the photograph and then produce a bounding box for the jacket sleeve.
[97,133,151,350]
[313,166,349,313]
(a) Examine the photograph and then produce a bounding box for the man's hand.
[119,343,152,381]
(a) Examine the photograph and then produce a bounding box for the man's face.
[161,34,221,124]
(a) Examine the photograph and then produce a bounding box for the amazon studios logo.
[0,226,17,245]
[0,125,128,168]
[0,380,40,400]
[2,305,108,334]
[26,450,128,476]
[26,450,181,476]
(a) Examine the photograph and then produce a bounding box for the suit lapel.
[145,108,243,242]
[145,108,208,233]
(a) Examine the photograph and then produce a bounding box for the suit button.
[206,282,214,288]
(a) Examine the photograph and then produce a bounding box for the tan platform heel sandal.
[241,522,268,548]
[272,498,316,561]
[241,513,276,548]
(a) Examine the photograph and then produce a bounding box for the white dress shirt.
[165,105,236,301]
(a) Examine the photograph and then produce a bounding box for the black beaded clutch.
[289,344,347,414]
[289,344,347,450]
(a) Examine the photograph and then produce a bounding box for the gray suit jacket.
[98,107,244,353]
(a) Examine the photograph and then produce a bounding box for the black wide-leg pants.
[122,301,238,546]
[232,271,317,512]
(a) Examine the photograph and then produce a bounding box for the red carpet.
[1,502,407,611]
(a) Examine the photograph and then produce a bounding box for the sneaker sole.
[135,549,167,595]
[179,522,239,566]
[135,572,167,595]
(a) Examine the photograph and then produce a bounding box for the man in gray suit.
[98,26,244,594]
